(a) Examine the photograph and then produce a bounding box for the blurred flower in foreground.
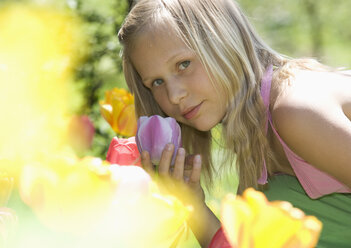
[97,169,190,248]
[0,207,17,247]
[136,115,182,166]
[221,188,322,248]
[67,115,95,154]
[106,136,141,166]
[0,3,86,161]
[19,155,190,247]
[0,172,14,206]
[0,158,23,193]
[19,155,113,235]
[100,88,137,137]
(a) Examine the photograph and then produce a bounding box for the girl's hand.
[141,143,205,205]
[141,144,220,247]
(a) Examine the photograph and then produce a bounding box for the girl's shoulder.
[269,67,351,152]
[271,68,351,116]
[269,68,351,188]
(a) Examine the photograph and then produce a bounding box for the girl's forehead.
[129,27,196,81]
[132,28,189,59]
[131,24,183,49]
[141,21,179,39]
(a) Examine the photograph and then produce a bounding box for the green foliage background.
[5,0,350,158]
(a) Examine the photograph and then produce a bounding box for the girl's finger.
[158,143,174,176]
[188,154,202,185]
[172,148,185,180]
[141,150,154,175]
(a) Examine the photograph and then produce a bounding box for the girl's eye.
[152,79,164,87]
[179,60,190,70]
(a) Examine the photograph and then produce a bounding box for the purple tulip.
[136,115,182,166]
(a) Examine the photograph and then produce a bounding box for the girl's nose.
[166,78,187,105]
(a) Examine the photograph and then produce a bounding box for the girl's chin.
[191,121,218,132]
[178,116,218,131]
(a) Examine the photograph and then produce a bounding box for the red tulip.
[106,136,141,166]
[67,115,95,153]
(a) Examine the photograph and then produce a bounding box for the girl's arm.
[272,92,351,188]
[141,145,221,247]
[187,199,221,247]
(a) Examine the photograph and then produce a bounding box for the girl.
[118,0,351,246]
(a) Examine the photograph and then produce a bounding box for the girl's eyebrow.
[141,50,192,84]
[166,49,193,64]
[166,53,183,64]
[139,54,180,84]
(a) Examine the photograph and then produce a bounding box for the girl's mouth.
[182,102,203,120]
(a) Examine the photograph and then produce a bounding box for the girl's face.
[130,29,227,131]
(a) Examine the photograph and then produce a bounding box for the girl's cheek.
[154,93,169,109]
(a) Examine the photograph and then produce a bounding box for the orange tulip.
[221,188,322,248]
[100,88,137,137]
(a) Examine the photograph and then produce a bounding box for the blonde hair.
[118,0,325,193]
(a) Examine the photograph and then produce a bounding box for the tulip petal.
[136,115,181,165]
[149,116,173,164]
[168,117,182,148]
[100,88,137,137]
[118,104,137,137]
[110,164,151,200]
[106,137,141,166]
[136,116,155,158]
[221,188,322,248]
[99,104,113,125]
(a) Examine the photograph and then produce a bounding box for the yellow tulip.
[19,155,190,247]
[0,172,14,206]
[221,188,322,248]
[103,190,190,248]
[0,3,86,162]
[100,88,137,137]
[19,155,113,235]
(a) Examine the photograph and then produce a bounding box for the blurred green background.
[3,0,351,159]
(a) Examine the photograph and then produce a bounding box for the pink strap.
[257,65,273,185]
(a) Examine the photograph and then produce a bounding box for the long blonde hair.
[118,0,292,193]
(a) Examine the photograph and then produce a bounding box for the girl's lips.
[183,102,203,120]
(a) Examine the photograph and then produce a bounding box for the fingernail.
[166,143,173,151]
[178,148,185,156]
[194,154,201,163]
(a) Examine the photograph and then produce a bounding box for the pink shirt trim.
[258,65,273,184]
